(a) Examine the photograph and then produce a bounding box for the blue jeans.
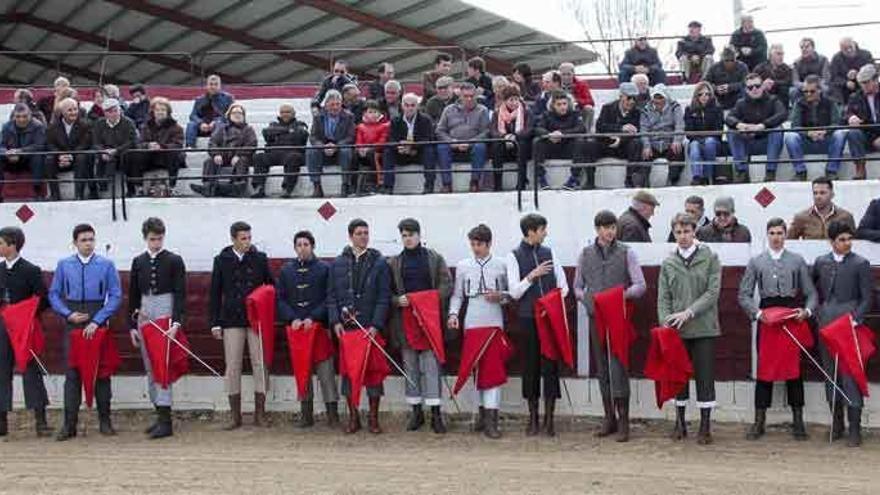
[783,130,848,173]
[687,137,720,179]
[185,118,224,147]
[382,144,436,188]
[305,146,354,185]
[727,131,784,172]
[436,142,487,186]
[845,129,880,158]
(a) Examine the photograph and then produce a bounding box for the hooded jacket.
[639,94,684,148]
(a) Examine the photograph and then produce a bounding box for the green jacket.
[657,244,722,339]
[387,247,453,348]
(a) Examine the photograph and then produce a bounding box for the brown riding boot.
[224,394,243,430]
[484,409,502,439]
[325,402,340,427]
[542,398,556,437]
[368,397,382,434]
[854,159,867,180]
[253,392,267,427]
[615,398,630,443]
[595,397,618,437]
[697,408,713,445]
[345,399,361,434]
[671,405,687,441]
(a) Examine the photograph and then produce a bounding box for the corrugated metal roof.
[0,0,595,86]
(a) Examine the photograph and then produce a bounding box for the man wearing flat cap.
[92,97,139,196]
[697,196,752,243]
[618,190,658,242]
[677,21,715,83]
[842,63,880,180]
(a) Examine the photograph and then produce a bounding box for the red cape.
[756,307,813,382]
[245,284,277,370]
[534,288,574,369]
[286,322,335,399]
[140,317,191,388]
[402,289,446,364]
[819,314,877,397]
[339,331,390,406]
[68,327,121,408]
[592,286,637,370]
[644,326,693,409]
[453,327,514,394]
[0,296,45,373]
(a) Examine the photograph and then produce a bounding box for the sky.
[462,0,879,71]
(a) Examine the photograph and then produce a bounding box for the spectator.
[186,75,234,147]
[855,197,880,241]
[729,14,767,70]
[92,98,139,196]
[619,36,666,85]
[135,97,184,197]
[341,83,366,124]
[685,81,724,186]
[512,62,541,102]
[677,21,715,83]
[305,90,355,199]
[725,72,788,183]
[532,71,563,121]
[35,76,70,125]
[47,97,95,200]
[435,82,490,193]
[533,90,588,191]
[705,47,750,110]
[423,52,454,100]
[86,87,105,123]
[755,44,794,108]
[0,103,46,200]
[384,93,436,195]
[424,76,457,123]
[784,75,847,180]
[190,103,257,198]
[367,62,395,102]
[491,76,510,111]
[11,89,45,125]
[792,37,831,99]
[43,87,77,125]
[842,64,880,180]
[466,57,495,110]
[379,80,402,120]
[252,103,308,199]
[124,84,150,130]
[788,176,855,239]
[636,84,684,188]
[353,100,390,196]
[617,190,658,242]
[630,73,651,109]
[312,60,356,113]
[101,84,127,114]
[490,85,533,192]
[666,195,711,242]
[559,62,596,130]
[584,82,642,190]
[830,37,874,104]
[697,196,752,243]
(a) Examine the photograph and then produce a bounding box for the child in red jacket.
[354,100,390,195]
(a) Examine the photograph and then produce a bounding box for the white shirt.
[505,246,569,301]
[146,247,165,259]
[769,247,784,260]
[77,253,94,264]
[63,120,74,137]
[5,256,20,270]
[232,248,245,261]
[677,244,697,260]
[832,252,846,263]
[449,255,509,330]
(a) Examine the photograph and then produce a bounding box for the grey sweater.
[435,103,490,142]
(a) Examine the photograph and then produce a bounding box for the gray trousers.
[137,294,173,407]
[589,318,629,400]
[675,337,716,409]
[402,347,441,406]
[303,357,339,403]
[0,322,48,412]
[818,338,863,408]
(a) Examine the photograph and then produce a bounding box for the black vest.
[512,241,557,317]
[797,97,834,128]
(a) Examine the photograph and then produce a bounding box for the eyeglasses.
[333,69,345,74]
[621,95,634,101]
[746,84,762,90]
[714,211,731,217]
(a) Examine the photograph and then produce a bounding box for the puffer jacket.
[639,95,684,149]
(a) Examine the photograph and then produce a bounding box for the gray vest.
[578,241,630,312]
[513,241,557,317]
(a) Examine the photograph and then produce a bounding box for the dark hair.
[467,56,486,72]
[549,71,562,85]
[348,218,368,235]
[72,223,95,241]
[827,220,854,240]
[745,72,762,81]
[685,195,705,208]
[229,221,251,238]
[294,230,315,246]
[364,99,381,112]
[0,226,25,251]
[467,224,492,243]
[141,217,166,238]
[434,53,453,65]
[549,89,569,104]
[12,103,31,115]
[594,210,618,228]
[334,59,348,68]
[397,218,421,234]
[513,62,533,80]
[812,175,834,190]
[766,217,787,232]
[519,213,548,236]
[803,74,821,87]
[498,84,521,102]
[458,82,476,92]
[129,83,146,96]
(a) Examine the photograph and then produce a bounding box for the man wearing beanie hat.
[697,196,752,243]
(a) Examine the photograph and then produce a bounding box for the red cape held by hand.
[644,326,693,409]
[140,317,191,388]
[246,284,277,370]
[1,296,45,373]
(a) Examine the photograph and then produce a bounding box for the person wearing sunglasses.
[585,82,642,190]
[696,196,752,243]
[685,82,724,185]
[841,63,880,180]
[312,60,356,116]
[783,75,847,181]
[705,47,749,111]
[725,73,788,183]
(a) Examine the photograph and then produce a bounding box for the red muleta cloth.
[286,321,335,399]
[401,289,446,363]
[0,296,45,373]
[644,326,693,409]
[140,317,191,388]
[246,284,277,370]
[339,330,390,406]
[819,314,876,397]
[534,288,574,369]
[453,327,514,394]
[756,307,813,382]
[592,286,637,370]
[68,327,121,407]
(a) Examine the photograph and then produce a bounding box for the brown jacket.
[696,218,752,243]
[788,204,855,240]
[617,207,652,242]
[387,247,453,349]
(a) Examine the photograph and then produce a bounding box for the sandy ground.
[0,410,878,495]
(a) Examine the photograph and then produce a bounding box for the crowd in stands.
[1,18,879,201]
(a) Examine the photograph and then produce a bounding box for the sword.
[558,293,575,413]
[830,355,839,444]
[136,311,223,378]
[341,307,417,388]
[781,323,852,405]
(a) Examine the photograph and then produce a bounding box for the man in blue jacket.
[49,224,122,441]
[328,218,391,434]
[1,103,47,200]
[276,230,338,428]
[186,74,234,147]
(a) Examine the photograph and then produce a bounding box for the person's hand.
[83,322,99,339]
[148,142,161,151]
[168,322,180,339]
[129,329,140,348]
[199,122,211,133]
[59,154,72,166]
[324,143,337,156]
[762,79,774,91]
[808,130,826,141]
[367,326,378,338]
[397,145,408,154]
[5,148,17,157]
[457,143,471,152]
[484,290,503,303]
[357,147,368,158]
[671,141,682,155]
[549,130,562,144]
[68,312,90,324]
[291,319,303,330]
[447,315,459,330]
[690,55,701,64]
[847,80,856,90]
[741,47,752,56]
[622,124,637,134]
[849,115,863,126]
[717,84,728,94]
[213,155,223,165]
[641,147,653,160]
[334,323,344,338]
[211,326,223,340]
[848,69,858,80]
[527,260,553,282]
[230,156,240,166]
[665,310,693,329]
[635,65,648,74]
[303,318,314,329]
[736,122,749,132]
[398,294,409,307]
[101,153,111,162]
[609,137,622,148]
[793,308,809,321]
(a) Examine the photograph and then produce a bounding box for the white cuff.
[674,400,689,407]
[696,401,716,409]
[424,398,441,407]
[405,396,423,405]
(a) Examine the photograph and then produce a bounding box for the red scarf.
[496,100,524,135]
